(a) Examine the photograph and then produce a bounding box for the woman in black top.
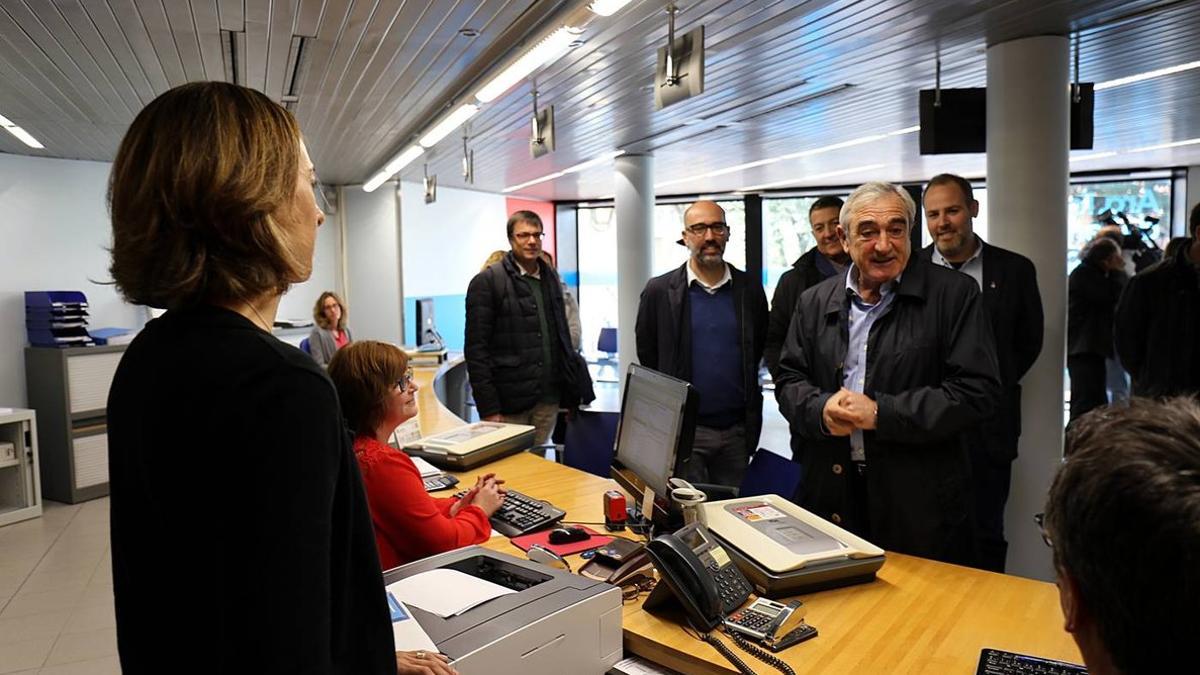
[106,82,454,675]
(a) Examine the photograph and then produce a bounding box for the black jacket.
[765,248,842,378]
[635,262,769,457]
[1068,259,1123,358]
[921,241,1043,454]
[465,252,594,417]
[775,257,1000,563]
[1115,241,1200,397]
[107,306,396,674]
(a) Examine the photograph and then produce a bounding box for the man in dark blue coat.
[636,200,768,488]
[776,182,1000,565]
[921,173,1044,572]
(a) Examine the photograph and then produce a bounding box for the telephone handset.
[644,521,754,632]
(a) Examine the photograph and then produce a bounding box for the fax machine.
[383,547,623,675]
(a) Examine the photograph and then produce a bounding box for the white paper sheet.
[387,568,516,618]
[410,455,443,478]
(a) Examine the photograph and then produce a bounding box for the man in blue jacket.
[636,200,768,488]
[776,182,999,565]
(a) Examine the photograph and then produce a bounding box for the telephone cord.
[726,628,797,675]
[700,631,760,675]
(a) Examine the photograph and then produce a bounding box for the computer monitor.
[610,364,698,526]
[414,297,438,346]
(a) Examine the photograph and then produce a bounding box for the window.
[1068,178,1172,273]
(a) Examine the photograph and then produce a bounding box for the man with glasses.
[635,200,768,488]
[1042,399,1200,675]
[775,182,999,565]
[765,195,851,378]
[465,210,594,445]
[921,173,1044,573]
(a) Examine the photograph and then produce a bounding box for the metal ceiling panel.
[0,0,1198,195]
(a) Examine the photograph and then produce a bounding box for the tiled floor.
[0,499,120,675]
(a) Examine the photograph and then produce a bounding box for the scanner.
[698,494,886,598]
[384,547,623,674]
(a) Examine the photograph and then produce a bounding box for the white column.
[986,35,1070,581]
[615,154,654,389]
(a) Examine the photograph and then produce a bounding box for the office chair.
[595,327,619,382]
[299,337,311,355]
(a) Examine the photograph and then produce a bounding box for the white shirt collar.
[516,260,541,279]
[686,259,732,294]
[931,234,983,268]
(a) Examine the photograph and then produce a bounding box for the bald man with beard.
[636,200,768,488]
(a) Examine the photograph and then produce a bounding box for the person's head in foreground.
[109,81,322,314]
[1043,398,1200,675]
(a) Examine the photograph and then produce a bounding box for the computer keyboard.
[977,649,1088,675]
[455,488,565,537]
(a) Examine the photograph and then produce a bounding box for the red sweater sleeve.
[356,440,490,566]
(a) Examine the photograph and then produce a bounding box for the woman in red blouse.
[328,341,505,569]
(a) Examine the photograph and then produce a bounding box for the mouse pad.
[510,526,613,556]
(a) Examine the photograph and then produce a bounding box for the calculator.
[725,598,794,640]
[422,474,459,492]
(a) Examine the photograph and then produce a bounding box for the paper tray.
[713,532,884,598]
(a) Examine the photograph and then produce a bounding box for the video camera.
[1096,209,1162,272]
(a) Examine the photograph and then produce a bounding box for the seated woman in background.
[329,341,505,568]
[309,290,351,366]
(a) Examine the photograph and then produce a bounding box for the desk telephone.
[643,522,816,674]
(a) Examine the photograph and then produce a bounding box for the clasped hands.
[448,472,507,517]
[822,388,878,436]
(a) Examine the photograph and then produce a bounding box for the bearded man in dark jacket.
[465,211,594,445]
[775,182,1000,565]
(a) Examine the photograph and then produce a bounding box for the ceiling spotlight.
[458,27,480,38]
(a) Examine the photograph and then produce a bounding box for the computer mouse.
[548,526,591,544]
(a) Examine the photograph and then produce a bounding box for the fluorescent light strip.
[1095,60,1200,91]
[655,126,918,189]
[419,104,479,148]
[1127,137,1200,153]
[502,151,625,193]
[363,144,425,192]
[589,0,633,16]
[739,163,887,192]
[475,26,574,103]
[0,113,44,149]
[1070,151,1118,162]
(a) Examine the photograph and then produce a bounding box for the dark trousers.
[685,423,748,488]
[968,438,1015,573]
[1068,353,1108,422]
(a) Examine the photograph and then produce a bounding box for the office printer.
[383,547,623,675]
